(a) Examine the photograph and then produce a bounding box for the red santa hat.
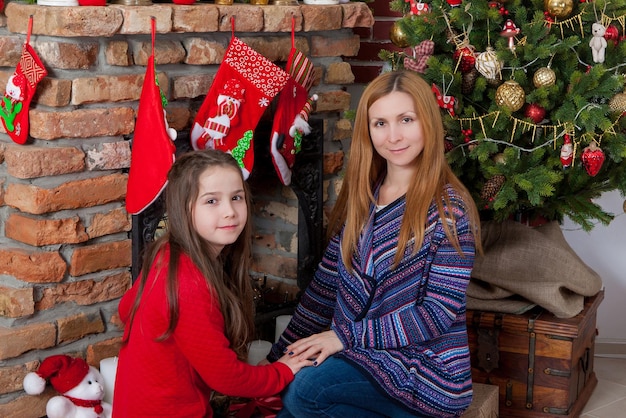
[222,79,246,103]
[23,355,90,395]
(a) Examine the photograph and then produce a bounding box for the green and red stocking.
[191,37,289,180]
[1,17,47,145]
[270,29,317,186]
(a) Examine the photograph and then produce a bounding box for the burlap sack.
[467,220,603,318]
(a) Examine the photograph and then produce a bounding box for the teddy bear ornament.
[23,354,112,418]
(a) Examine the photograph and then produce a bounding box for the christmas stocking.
[1,17,47,145]
[191,37,289,180]
[126,18,177,215]
[270,28,317,186]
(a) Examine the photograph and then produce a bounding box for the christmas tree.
[382,0,626,230]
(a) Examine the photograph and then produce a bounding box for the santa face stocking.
[191,37,289,180]
[270,46,317,186]
[1,38,47,144]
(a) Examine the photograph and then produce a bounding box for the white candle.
[99,356,118,405]
[275,315,293,343]
[247,340,273,365]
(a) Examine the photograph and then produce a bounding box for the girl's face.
[192,166,247,254]
[368,91,425,170]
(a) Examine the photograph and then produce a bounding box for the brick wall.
[348,0,402,83]
[0,3,373,416]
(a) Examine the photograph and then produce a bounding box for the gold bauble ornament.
[609,93,626,113]
[389,20,409,48]
[495,80,526,112]
[544,0,574,19]
[533,67,556,88]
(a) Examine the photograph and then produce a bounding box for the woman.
[268,70,482,417]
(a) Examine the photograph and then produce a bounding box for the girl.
[268,71,483,417]
[113,149,311,417]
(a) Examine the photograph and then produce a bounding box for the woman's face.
[368,91,425,170]
[192,166,247,254]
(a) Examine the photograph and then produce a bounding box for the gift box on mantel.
[466,290,604,418]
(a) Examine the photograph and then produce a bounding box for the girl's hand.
[285,330,344,367]
[276,352,314,375]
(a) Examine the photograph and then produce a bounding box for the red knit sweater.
[112,248,293,417]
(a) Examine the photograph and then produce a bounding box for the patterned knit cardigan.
[269,186,476,417]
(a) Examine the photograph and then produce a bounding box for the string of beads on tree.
[383,0,626,230]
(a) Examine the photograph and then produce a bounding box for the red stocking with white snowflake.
[190,35,289,180]
[1,17,47,144]
[270,21,317,186]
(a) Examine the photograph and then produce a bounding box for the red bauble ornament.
[581,142,605,176]
[446,0,462,6]
[453,45,476,74]
[604,25,619,46]
[524,103,546,123]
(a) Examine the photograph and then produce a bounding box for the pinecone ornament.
[480,174,506,201]
[462,68,479,94]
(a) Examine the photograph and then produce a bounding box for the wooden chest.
[466,290,603,417]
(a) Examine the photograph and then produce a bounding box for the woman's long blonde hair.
[125,149,255,360]
[327,70,482,268]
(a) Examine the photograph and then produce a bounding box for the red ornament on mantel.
[524,103,546,123]
[581,142,605,177]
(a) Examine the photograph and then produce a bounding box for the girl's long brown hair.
[125,149,255,360]
[327,70,482,268]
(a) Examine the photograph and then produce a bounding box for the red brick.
[0,248,66,284]
[324,150,344,175]
[341,2,375,29]
[87,208,132,239]
[4,144,85,179]
[315,90,351,112]
[0,391,51,418]
[57,312,106,344]
[0,286,34,318]
[0,361,39,395]
[86,141,131,171]
[0,35,22,66]
[34,77,72,107]
[5,214,89,247]
[301,5,342,32]
[4,173,127,215]
[29,108,135,140]
[86,337,123,367]
[0,322,56,360]
[217,5,265,32]
[69,240,132,277]
[36,41,99,70]
[5,3,124,37]
[37,272,131,311]
[311,34,361,57]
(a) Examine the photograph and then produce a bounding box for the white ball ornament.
[475,47,503,81]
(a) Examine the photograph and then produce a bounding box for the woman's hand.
[285,330,344,367]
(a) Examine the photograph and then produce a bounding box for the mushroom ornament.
[501,19,520,51]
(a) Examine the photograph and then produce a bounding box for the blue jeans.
[277,356,422,418]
